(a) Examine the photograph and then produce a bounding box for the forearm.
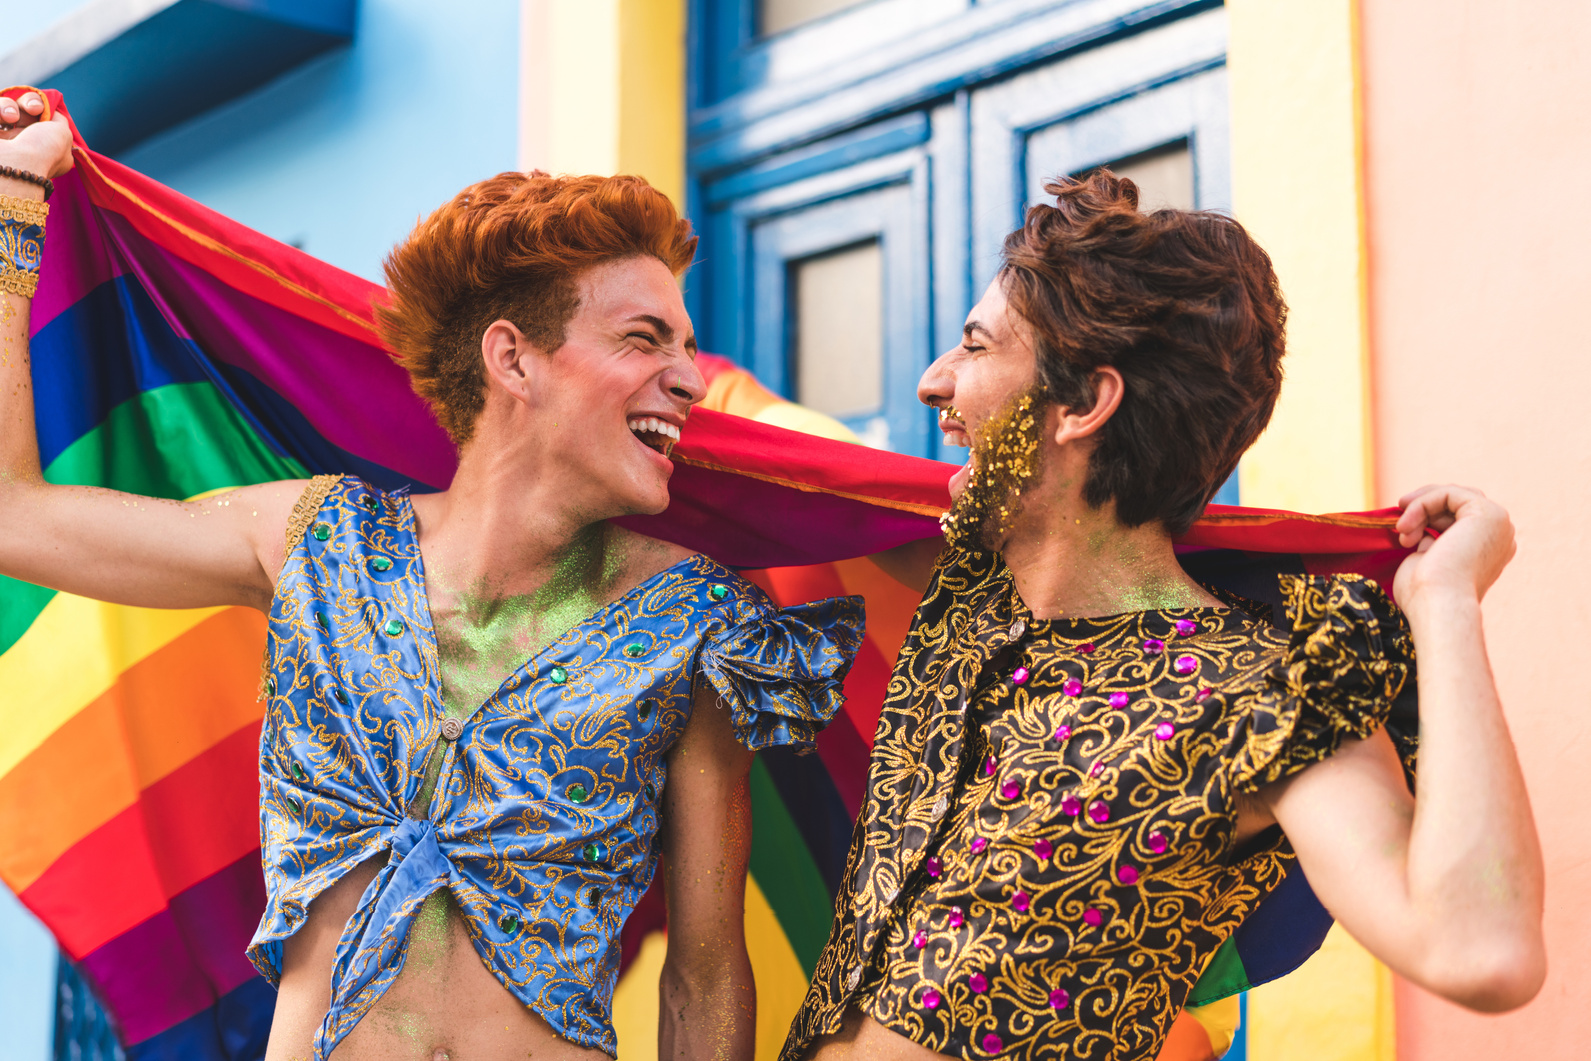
[0,175,45,487]
[658,951,755,1061]
[1402,590,1544,993]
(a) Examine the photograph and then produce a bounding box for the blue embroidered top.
[248,476,865,1058]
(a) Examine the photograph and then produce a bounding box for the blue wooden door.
[688,0,1234,494]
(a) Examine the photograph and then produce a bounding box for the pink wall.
[1360,2,1591,1057]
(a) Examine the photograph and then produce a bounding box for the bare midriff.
[264,857,610,1061]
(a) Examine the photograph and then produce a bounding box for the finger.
[21,92,43,115]
[0,97,17,124]
[1396,484,1441,509]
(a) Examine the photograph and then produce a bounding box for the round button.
[845,965,863,992]
[1008,619,1027,640]
[930,795,949,821]
[440,717,464,741]
[882,884,900,905]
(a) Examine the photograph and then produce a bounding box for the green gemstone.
[266,677,277,697]
[384,618,405,637]
[362,495,379,512]
[312,522,332,542]
[644,782,656,802]
[637,700,652,721]
[315,612,330,631]
[369,556,393,573]
[582,842,602,864]
[549,665,568,685]
[291,761,306,782]
[333,687,348,705]
[708,583,729,602]
[624,642,645,657]
[586,887,603,909]
[285,796,302,815]
[567,782,589,804]
[498,912,521,934]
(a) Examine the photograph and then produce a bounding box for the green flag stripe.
[0,381,309,654]
[747,756,835,977]
[1186,935,1251,1006]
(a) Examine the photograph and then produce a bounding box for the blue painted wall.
[118,0,520,282]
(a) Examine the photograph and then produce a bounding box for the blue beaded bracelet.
[0,194,46,298]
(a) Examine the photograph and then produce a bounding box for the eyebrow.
[964,320,994,342]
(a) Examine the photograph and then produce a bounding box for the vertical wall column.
[1228,0,1374,513]
[519,0,687,208]
[1226,1,1393,1058]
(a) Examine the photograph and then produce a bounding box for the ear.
[1053,366,1124,446]
[480,319,543,406]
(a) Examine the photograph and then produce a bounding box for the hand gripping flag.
[3,91,1413,1060]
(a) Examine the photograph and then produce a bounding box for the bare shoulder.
[221,478,313,580]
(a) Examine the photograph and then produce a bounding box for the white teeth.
[628,417,682,449]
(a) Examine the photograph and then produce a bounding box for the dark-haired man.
[784,173,1543,1061]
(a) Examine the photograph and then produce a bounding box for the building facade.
[1,1,1585,1059]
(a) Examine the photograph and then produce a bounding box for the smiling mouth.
[938,405,970,447]
[628,416,681,458]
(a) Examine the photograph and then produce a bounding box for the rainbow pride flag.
[3,91,1414,1060]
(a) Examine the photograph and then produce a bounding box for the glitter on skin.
[939,387,1046,550]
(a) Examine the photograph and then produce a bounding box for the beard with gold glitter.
[939,386,1048,551]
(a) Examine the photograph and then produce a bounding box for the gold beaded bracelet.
[0,193,48,299]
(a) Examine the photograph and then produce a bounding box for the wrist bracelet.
[0,164,52,201]
[0,193,48,299]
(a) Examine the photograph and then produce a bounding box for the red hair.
[377,172,698,444]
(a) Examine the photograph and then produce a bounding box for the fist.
[1391,483,1517,613]
[0,90,74,181]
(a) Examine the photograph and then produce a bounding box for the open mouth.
[628,416,681,458]
[938,405,971,447]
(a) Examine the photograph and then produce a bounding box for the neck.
[418,438,615,593]
[999,496,1217,621]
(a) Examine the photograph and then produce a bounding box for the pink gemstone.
[1175,619,1198,637]
[1144,638,1165,654]
[948,907,965,929]
[1001,778,1022,800]
[913,929,928,948]
[1082,907,1103,927]
[969,972,988,993]
[1148,831,1169,854]
[970,836,988,854]
[1155,722,1176,741]
[1053,724,1072,743]
[982,1033,1004,1054]
[1079,643,1096,654]
[923,988,942,1010]
[1034,838,1053,860]
[1195,687,1213,703]
[1174,654,1198,675]
[1012,666,1030,686]
[984,755,998,777]
[1049,988,1071,1009]
[1061,795,1082,817]
[1089,761,1104,778]
[1087,800,1110,824]
[1118,865,1140,885]
[926,857,943,879]
[1063,678,1083,697]
[1013,890,1031,913]
[1109,691,1130,709]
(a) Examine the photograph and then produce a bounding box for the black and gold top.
[782,548,1416,1061]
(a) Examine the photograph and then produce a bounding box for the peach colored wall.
[1360,2,1591,1057]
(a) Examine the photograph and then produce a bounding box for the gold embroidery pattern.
[783,551,1415,1061]
[282,474,342,558]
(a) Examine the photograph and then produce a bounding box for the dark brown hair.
[1001,170,1287,534]
[378,172,698,444]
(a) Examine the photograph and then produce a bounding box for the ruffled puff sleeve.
[1227,573,1418,794]
[698,595,866,753]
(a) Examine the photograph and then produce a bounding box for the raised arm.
[1260,484,1545,1011]
[0,91,298,612]
[658,682,756,1061]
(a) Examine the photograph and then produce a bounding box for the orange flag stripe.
[0,608,266,892]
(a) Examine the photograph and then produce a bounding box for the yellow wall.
[1227,2,1392,1058]
[518,0,687,209]
[1229,0,1374,514]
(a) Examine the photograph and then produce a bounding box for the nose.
[666,356,707,407]
[918,347,957,409]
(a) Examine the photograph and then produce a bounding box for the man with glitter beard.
[781,172,1544,1060]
